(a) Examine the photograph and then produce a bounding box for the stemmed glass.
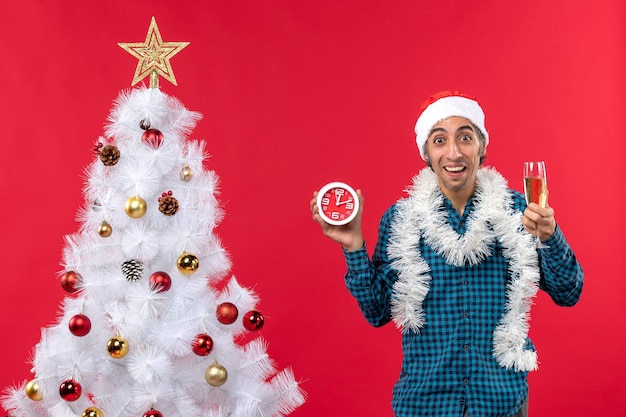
[523,161,549,249]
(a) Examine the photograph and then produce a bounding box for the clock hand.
[336,197,353,206]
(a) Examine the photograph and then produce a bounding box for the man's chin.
[442,176,472,193]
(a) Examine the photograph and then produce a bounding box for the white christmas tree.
[1,17,305,417]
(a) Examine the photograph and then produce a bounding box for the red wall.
[1,1,624,416]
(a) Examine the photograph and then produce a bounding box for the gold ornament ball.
[205,362,228,387]
[180,164,194,181]
[177,253,199,275]
[106,335,129,358]
[124,196,147,218]
[82,407,104,417]
[25,379,43,401]
[98,221,113,237]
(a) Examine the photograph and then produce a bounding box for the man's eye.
[434,137,444,144]
[460,134,472,141]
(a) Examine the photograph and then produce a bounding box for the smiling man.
[310,91,584,417]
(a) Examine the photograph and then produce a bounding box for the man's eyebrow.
[457,124,475,132]
[428,127,447,137]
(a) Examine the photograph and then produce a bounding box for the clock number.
[335,188,345,205]
[331,212,340,220]
[345,202,354,210]
[321,197,330,206]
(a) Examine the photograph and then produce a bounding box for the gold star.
[118,16,190,87]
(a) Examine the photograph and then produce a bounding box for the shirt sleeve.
[538,225,584,306]
[343,205,399,327]
[509,190,584,306]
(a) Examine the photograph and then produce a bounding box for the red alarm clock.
[316,181,360,226]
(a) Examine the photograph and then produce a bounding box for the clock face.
[316,182,359,226]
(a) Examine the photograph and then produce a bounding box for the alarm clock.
[316,181,360,226]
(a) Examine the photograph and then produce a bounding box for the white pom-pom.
[120,222,161,261]
[127,345,173,384]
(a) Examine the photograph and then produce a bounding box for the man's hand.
[522,202,556,243]
[311,189,365,252]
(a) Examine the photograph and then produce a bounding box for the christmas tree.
[1,17,305,417]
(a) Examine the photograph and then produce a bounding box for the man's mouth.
[444,166,466,172]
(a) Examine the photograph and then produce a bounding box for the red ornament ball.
[149,271,172,293]
[192,333,214,356]
[216,302,239,325]
[59,379,82,401]
[69,314,92,337]
[60,271,82,294]
[141,128,163,147]
[143,409,163,417]
[243,310,264,331]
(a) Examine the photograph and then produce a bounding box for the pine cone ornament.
[121,259,143,282]
[139,119,151,130]
[99,145,120,166]
[158,192,179,216]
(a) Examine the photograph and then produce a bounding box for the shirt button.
[463,379,469,385]
[463,344,469,350]
[461,280,468,286]
[463,312,469,318]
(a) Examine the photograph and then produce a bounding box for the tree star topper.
[118,16,189,88]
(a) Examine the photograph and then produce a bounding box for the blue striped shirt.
[344,189,583,417]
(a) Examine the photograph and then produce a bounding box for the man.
[310,91,583,417]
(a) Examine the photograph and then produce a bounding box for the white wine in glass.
[523,161,549,248]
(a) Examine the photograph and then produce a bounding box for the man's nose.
[445,141,462,158]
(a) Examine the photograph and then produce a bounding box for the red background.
[1,1,624,416]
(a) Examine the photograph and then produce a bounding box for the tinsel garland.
[387,167,540,372]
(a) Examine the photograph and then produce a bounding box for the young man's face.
[424,116,484,200]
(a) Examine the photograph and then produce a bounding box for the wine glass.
[523,161,549,248]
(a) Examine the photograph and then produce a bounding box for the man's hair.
[423,123,487,169]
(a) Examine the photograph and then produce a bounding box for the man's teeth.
[445,166,465,172]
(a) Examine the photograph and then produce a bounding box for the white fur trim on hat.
[414,94,489,160]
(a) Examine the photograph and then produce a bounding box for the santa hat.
[414,91,489,160]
